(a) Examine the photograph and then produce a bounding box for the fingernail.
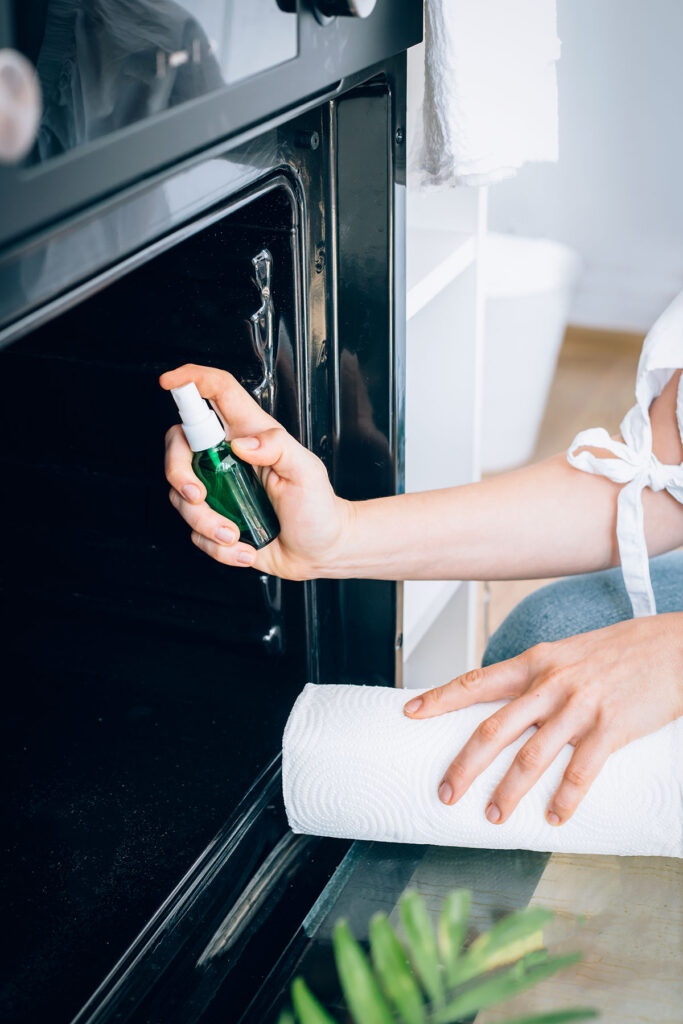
[216,527,237,544]
[232,436,259,450]
[438,781,453,804]
[404,697,423,715]
[486,802,501,824]
[236,550,255,566]
[547,811,561,826]
[182,484,201,501]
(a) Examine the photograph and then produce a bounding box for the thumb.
[230,426,317,484]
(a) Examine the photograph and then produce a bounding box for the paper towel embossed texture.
[282,684,682,857]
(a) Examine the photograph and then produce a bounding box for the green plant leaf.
[369,911,426,1024]
[449,906,554,986]
[399,890,444,1006]
[284,890,594,1024]
[290,977,339,1024]
[474,907,554,957]
[433,950,581,1023]
[437,890,471,986]
[332,919,394,1024]
[500,1010,599,1024]
[276,1011,296,1024]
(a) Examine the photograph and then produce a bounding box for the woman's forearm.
[323,370,683,582]
[325,452,683,581]
[325,454,610,579]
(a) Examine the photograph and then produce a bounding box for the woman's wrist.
[310,496,361,579]
[312,493,417,580]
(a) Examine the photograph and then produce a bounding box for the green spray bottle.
[171,382,280,549]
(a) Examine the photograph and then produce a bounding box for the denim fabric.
[483,549,683,667]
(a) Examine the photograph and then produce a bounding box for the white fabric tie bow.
[567,419,683,617]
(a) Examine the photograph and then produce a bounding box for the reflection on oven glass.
[249,248,277,416]
[18,0,298,163]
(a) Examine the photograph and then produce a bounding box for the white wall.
[488,0,683,333]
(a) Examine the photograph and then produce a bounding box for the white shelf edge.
[406,230,477,322]
[403,578,465,660]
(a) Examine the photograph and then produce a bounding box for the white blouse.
[567,291,683,617]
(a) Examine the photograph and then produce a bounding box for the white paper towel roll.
[283,684,682,857]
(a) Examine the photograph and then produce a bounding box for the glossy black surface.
[0,185,310,1024]
[333,83,402,685]
[16,0,297,165]
[0,51,407,1021]
[68,761,351,1024]
[0,142,293,332]
[0,0,421,246]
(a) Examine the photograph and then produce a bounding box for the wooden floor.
[477,326,643,660]
[478,853,683,1024]
[396,847,683,1024]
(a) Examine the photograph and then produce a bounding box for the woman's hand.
[404,613,683,825]
[161,364,351,579]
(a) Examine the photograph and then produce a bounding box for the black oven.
[0,2,421,1021]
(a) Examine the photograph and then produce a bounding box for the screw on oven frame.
[293,129,320,151]
[314,246,325,274]
[395,127,405,145]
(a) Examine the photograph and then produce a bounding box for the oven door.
[0,172,318,1024]
[0,59,405,1022]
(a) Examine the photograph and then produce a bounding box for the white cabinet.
[402,43,487,687]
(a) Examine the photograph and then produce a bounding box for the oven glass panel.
[0,185,308,1024]
[13,0,298,164]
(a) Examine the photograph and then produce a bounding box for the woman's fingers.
[485,713,576,824]
[404,653,532,719]
[168,488,239,546]
[165,428,246,554]
[162,369,320,496]
[437,687,557,806]
[190,530,257,568]
[160,363,276,436]
[231,426,321,486]
[165,424,206,502]
[546,731,611,826]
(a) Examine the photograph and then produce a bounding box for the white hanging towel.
[567,291,683,617]
[416,0,561,187]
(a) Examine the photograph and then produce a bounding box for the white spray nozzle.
[171,382,225,452]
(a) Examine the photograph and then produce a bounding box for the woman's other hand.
[404,613,683,825]
[161,364,352,579]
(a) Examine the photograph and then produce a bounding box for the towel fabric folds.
[414,0,561,187]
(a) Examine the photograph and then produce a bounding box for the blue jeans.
[483,550,683,666]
